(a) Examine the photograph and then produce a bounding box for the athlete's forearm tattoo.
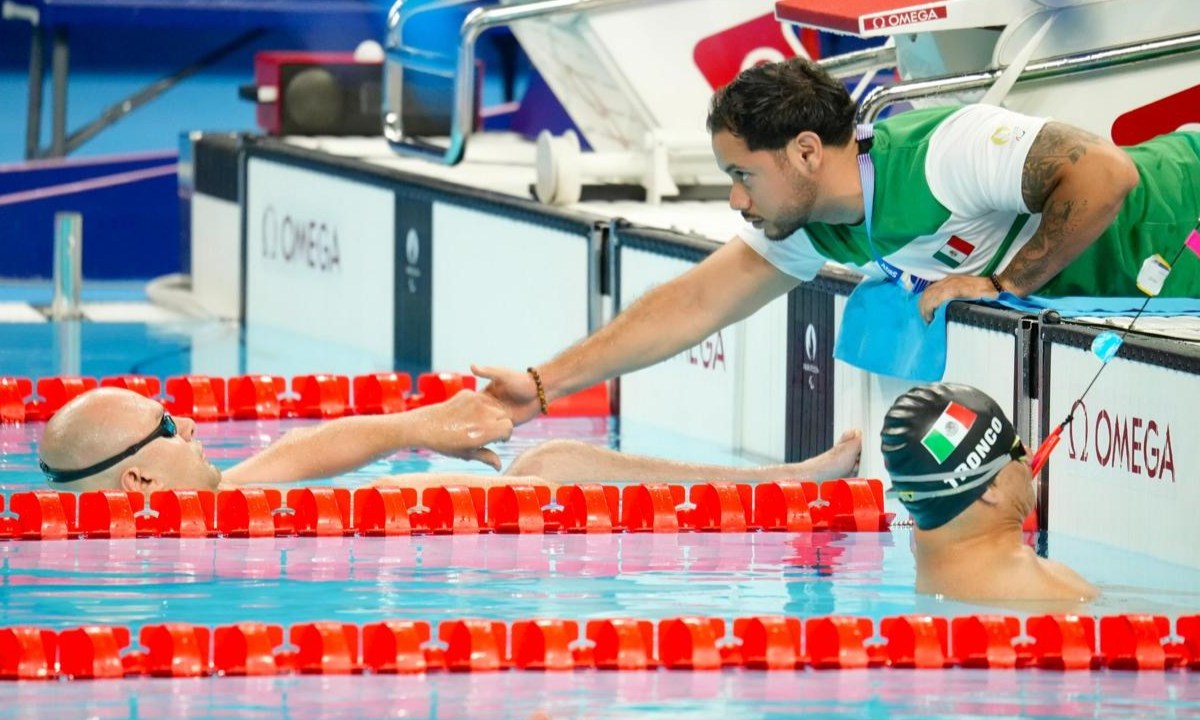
[1003,123,1104,293]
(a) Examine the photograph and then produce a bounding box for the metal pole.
[54,314,83,378]
[50,27,68,158]
[858,29,1200,123]
[50,212,83,320]
[25,27,44,160]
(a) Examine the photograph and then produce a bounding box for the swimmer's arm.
[995,122,1139,296]
[477,239,799,423]
[220,392,513,485]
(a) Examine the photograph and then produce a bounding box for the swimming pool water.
[2,318,1199,718]
[2,664,1197,720]
[4,529,1199,631]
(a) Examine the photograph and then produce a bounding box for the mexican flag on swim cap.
[880,383,1018,530]
[920,402,977,464]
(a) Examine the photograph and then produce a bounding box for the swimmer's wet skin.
[881,383,1098,605]
[37,387,515,493]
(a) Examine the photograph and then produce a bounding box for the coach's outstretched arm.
[476,238,800,424]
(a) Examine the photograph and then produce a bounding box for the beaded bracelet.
[988,274,1005,294]
[526,367,549,415]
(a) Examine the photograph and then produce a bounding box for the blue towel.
[833,283,1200,383]
[988,294,1200,318]
[833,279,952,382]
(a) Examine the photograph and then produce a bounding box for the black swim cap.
[880,383,1019,530]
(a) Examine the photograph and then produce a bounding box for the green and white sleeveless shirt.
[740,104,1044,287]
[741,104,1200,297]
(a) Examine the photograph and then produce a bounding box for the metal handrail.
[817,42,897,79]
[385,0,639,164]
[858,29,1200,123]
[383,0,478,159]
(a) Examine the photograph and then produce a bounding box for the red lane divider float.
[0,373,610,423]
[101,375,162,399]
[362,621,432,674]
[228,375,286,420]
[4,613,1197,680]
[951,615,1023,668]
[0,377,33,423]
[165,376,227,421]
[0,479,891,540]
[353,373,411,415]
[2,376,99,422]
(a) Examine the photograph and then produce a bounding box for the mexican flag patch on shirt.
[921,401,978,464]
[933,236,975,268]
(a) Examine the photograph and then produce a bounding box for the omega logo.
[866,6,945,30]
[260,205,342,273]
[678,330,727,372]
[1065,399,1175,481]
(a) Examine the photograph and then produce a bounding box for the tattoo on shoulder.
[1020,122,1104,212]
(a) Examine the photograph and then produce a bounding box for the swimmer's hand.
[415,390,513,470]
[472,364,543,425]
[918,275,998,322]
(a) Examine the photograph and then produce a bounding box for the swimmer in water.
[881,382,1097,603]
[36,387,863,494]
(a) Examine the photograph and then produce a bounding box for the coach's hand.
[919,275,998,322]
[473,364,544,426]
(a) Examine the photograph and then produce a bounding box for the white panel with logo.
[191,193,241,321]
[618,247,773,459]
[245,158,396,374]
[737,293,789,461]
[430,202,591,372]
[1046,345,1196,569]
[618,248,736,452]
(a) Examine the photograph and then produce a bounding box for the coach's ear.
[787,130,823,173]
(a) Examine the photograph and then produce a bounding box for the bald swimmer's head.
[39,388,220,492]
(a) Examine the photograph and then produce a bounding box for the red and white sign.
[1046,343,1198,569]
[1110,83,1200,146]
[693,13,818,90]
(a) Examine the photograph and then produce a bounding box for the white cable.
[144,273,216,319]
[982,13,1057,106]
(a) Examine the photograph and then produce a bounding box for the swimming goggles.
[40,411,178,484]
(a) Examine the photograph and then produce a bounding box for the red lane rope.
[2,613,1196,679]
[0,373,610,423]
[0,479,892,540]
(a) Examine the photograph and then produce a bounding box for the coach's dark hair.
[706,57,857,151]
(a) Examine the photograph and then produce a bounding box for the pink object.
[1186,230,1200,258]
